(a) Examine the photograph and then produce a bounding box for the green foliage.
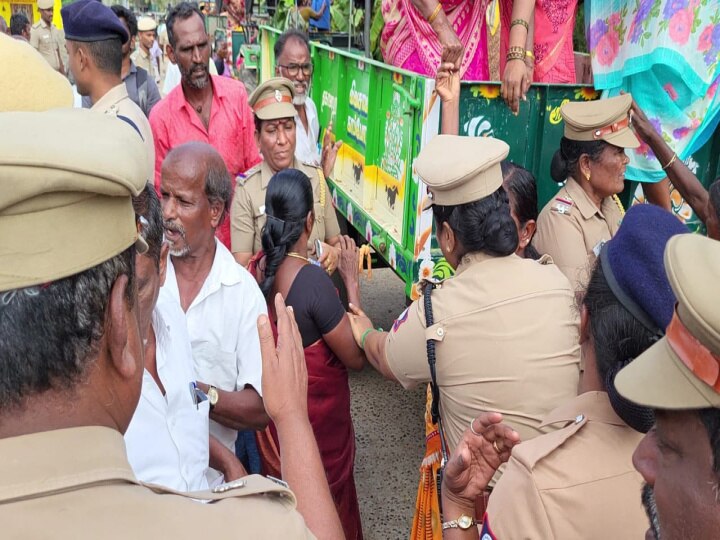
[573,1,587,53]
[370,0,384,60]
[330,0,363,33]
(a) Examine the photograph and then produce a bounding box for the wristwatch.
[207,385,219,410]
[442,514,477,530]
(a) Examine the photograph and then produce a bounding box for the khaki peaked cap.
[561,93,640,149]
[0,109,148,291]
[416,135,509,209]
[37,0,53,9]
[249,77,296,120]
[617,234,720,409]
[137,16,157,32]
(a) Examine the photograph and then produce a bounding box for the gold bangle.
[511,19,529,31]
[427,3,442,24]
[525,49,535,60]
[662,153,678,170]
[508,45,525,53]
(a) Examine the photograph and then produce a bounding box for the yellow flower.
[478,84,501,99]
[574,88,600,101]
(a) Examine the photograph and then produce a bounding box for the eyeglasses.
[278,63,314,77]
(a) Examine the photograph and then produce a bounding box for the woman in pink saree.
[381,0,489,80]
[500,0,579,112]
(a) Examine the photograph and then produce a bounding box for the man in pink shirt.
[149,2,260,248]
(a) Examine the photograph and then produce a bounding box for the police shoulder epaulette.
[142,474,296,504]
[512,414,587,470]
[552,196,574,215]
[237,165,260,186]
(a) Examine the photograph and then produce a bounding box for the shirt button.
[436,328,444,337]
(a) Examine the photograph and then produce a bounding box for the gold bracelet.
[662,152,678,170]
[511,18,529,31]
[525,49,535,60]
[427,3,442,24]
[506,51,525,62]
[508,45,525,54]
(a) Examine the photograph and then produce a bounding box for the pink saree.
[381,0,489,80]
[500,0,578,83]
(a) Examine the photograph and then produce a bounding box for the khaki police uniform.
[29,17,68,73]
[133,18,165,86]
[132,46,166,87]
[483,391,646,539]
[0,427,314,539]
[230,77,341,257]
[533,94,640,292]
[616,234,720,409]
[533,176,624,291]
[92,83,155,183]
[383,135,581,458]
[232,158,340,255]
[0,109,314,539]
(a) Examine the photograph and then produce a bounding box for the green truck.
[259,26,718,299]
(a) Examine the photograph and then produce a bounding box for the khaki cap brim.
[602,127,641,149]
[254,102,297,121]
[616,336,720,409]
[422,174,503,210]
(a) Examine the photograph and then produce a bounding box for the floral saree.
[586,0,720,182]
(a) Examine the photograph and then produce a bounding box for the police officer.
[231,77,342,271]
[348,135,581,492]
[482,204,688,539]
[616,234,720,540]
[533,93,640,291]
[62,0,155,182]
[132,16,165,87]
[29,0,68,74]
[0,109,342,539]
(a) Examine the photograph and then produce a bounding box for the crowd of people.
[2,1,720,539]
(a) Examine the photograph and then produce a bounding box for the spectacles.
[278,63,314,77]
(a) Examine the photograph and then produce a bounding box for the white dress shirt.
[294,97,321,166]
[124,291,210,492]
[162,239,267,453]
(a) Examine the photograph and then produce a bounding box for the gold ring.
[493,440,502,454]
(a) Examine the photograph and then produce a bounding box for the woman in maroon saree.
[249,168,366,540]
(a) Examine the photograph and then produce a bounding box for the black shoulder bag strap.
[424,281,450,515]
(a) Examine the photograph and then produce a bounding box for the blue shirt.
[309,0,330,31]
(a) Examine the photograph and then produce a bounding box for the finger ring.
[493,440,502,454]
[469,419,481,436]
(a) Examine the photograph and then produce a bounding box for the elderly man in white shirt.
[159,142,269,483]
[274,28,341,176]
[125,184,247,490]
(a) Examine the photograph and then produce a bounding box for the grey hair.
[0,248,135,408]
[133,183,164,268]
[205,158,232,224]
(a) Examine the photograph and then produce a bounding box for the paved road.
[350,268,426,539]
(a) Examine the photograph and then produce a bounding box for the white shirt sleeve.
[234,273,267,396]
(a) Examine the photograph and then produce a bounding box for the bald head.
[163,142,232,219]
[159,142,232,258]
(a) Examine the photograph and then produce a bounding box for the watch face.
[208,387,219,405]
[458,515,473,529]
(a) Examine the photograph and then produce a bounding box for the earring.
[585,172,591,182]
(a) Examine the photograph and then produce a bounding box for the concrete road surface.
[351,268,426,539]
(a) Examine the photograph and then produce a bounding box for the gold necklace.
[286,252,310,263]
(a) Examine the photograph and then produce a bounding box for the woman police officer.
[533,93,641,291]
[230,77,342,272]
[348,135,581,490]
